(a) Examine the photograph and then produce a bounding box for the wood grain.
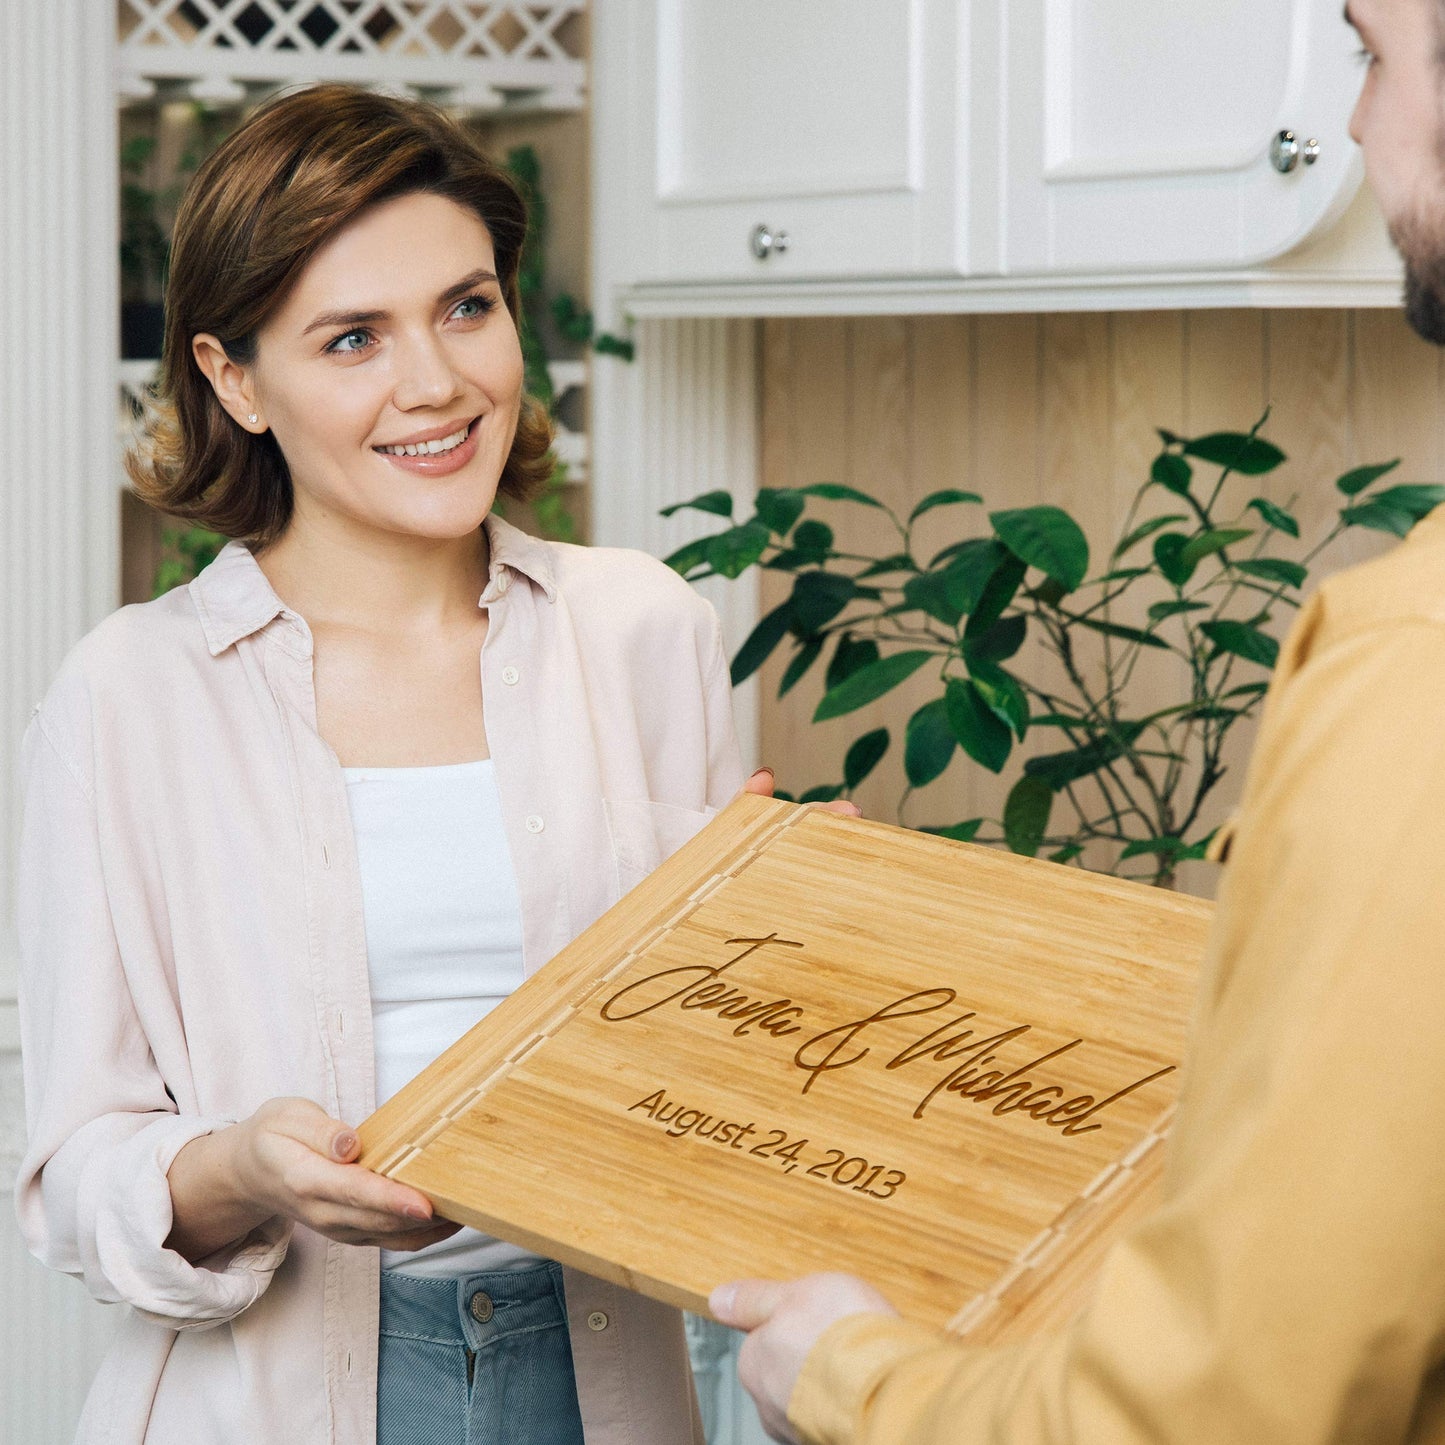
[360,794,1210,1339]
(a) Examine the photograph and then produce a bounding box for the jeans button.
[586,1310,609,1332]
[469,1290,494,1323]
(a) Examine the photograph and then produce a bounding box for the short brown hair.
[127,83,553,545]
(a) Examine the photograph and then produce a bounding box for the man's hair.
[126,84,553,545]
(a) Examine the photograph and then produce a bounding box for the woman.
[15,84,744,1444]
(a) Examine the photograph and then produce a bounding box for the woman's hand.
[709,1274,899,1444]
[744,767,863,819]
[167,1097,459,1263]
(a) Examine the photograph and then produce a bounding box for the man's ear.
[191,333,266,432]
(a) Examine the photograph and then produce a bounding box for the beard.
[1391,208,1445,344]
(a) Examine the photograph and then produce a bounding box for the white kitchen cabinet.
[615,0,971,284]
[594,0,1398,314]
[1001,0,1366,273]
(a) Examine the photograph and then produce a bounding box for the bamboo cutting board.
[358,794,1211,1340]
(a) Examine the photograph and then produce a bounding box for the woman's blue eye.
[453,294,495,320]
[327,328,371,354]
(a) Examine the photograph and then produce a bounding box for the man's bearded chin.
[1393,209,1445,345]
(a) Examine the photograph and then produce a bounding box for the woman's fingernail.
[709,1284,736,1319]
[333,1132,358,1159]
[749,767,775,781]
[404,1204,431,1222]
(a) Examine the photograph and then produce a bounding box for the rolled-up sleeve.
[13,713,289,1331]
[788,615,1445,1444]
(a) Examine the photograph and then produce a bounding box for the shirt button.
[525,815,545,834]
[469,1290,494,1323]
[586,1311,609,1332]
[502,665,520,686]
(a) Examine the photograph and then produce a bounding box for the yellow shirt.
[790,506,1445,1445]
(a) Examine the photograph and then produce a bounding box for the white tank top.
[343,759,544,1275]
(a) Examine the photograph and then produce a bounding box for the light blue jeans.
[376,1262,585,1445]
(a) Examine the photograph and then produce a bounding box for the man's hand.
[710,1273,898,1443]
[744,767,863,819]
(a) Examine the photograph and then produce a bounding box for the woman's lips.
[374,417,481,476]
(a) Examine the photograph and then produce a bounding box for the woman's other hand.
[743,767,863,819]
[166,1097,459,1262]
[709,1273,898,1444]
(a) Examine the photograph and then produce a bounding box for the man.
[711,3,1445,1440]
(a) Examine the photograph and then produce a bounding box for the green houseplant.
[664,416,1445,887]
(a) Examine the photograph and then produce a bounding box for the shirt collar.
[190,512,558,658]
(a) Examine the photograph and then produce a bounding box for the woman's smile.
[374,415,483,475]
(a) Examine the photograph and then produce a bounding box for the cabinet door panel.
[625,0,965,284]
[1003,0,1366,272]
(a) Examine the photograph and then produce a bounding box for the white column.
[1,4,122,1439]
[0,0,120,1022]
[589,317,763,771]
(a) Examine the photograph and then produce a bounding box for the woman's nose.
[391,329,463,411]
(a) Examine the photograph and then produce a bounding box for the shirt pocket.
[602,797,715,901]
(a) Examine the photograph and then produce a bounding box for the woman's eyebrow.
[301,268,501,336]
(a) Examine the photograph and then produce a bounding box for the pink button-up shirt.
[15,515,743,1443]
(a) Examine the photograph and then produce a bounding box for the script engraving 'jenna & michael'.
[599,934,1174,1138]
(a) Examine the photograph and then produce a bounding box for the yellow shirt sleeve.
[789,609,1445,1445]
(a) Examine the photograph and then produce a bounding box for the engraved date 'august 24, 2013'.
[599,933,1175,1201]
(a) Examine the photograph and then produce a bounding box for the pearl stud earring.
[246,413,258,425]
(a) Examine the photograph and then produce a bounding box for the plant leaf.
[798,482,886,508]
[1114,513,1189,557]
[1003,775,1053,857]
[909,489,983,523]
[1024,723,1144,789]
[857,552,920,578]
[731,601,793,685]
[1369,483,1445,519]
[1336,459,1401,496]
[1199,619,1279,668]
[1339,502,1413,537]
[706,521,772,579]
[943,540,1010,615]
[814,650,934,721]
[844,728,890,789]
[1119,835,1188,861]
[943,678,1013,773]
[922,819,984,843]
[1149,599,1209,622]
[1246,497,1300,538]
[964,612,1027,666]
[1070,615,1172,649]
[825,635,881,691]
[1182,432,1286,475]
[990,506,1090,592]
[1179,527,1253,573]
[791,519,835,560]
[905,698,957,787]
[970,662,1030,739]
[1150,454,1193,495]
[790,571,856,632]
[1050,843,1085,864]
[1234,558,1307,588]
[965,552,1028,630]
[1153,532,1194,586]
[754,487,806,536]
[799,784,845,804]
[903,570,965,627]
[660,490,734,519]
[662,536,712,576]
[778,636,824,697]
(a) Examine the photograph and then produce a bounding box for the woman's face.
[243,190,524,543]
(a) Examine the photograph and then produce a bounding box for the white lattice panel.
[117,0,586,111]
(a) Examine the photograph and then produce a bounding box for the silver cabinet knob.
[750,223,789,260]
[1271,129,1321,173]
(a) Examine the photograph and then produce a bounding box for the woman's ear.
[192,333,265,432]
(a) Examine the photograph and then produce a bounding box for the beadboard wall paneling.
[756,310,1442,896]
